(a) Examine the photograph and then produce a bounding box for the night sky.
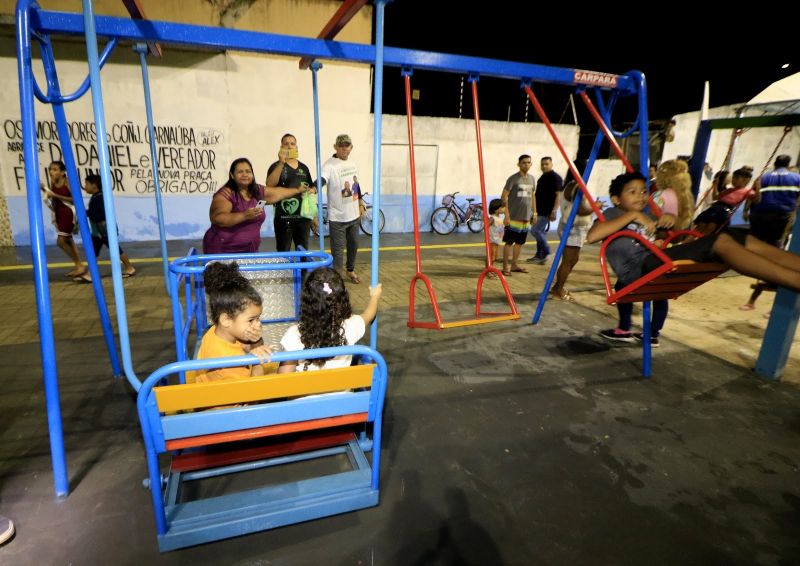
[380,1,795,130]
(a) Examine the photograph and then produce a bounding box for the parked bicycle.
[311,191,386,236]
[430,192,484,234]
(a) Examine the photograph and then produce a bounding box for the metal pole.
[82,0,141,390]
[134,43,170,294]
[369,0,388,349]
[310,60,325,253]
[15,0,69,497]
[39,37,122,377]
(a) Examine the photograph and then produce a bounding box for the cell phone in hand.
[256,200,267,209]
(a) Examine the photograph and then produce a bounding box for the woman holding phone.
[266,133,314,252]
[202,157,307,254]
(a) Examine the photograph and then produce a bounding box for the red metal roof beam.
[121,0,162,56]
[299,0,369,69]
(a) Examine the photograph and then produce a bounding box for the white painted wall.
[664,104,800,180]
[1,39,582,245]
[0,43,372,245]
[663,104,800,224]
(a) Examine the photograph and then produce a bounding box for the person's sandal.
[346,272,361,284]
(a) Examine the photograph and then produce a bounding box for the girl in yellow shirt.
[188,261,273,383]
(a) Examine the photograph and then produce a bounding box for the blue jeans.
[530,216,551,257]
[329,218,360,272]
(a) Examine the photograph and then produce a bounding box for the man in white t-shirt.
[321,134,362,283]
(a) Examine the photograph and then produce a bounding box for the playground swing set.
[16,0,391,551]
[530,84,800,378]
[14,0,800,552]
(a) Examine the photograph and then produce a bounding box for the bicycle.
[311,191,386,236]
[430,192,484,234]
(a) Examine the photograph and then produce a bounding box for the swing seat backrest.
[600,230,728,304]
[136,345,388,552]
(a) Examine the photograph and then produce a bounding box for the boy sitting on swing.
[587,172,800,343]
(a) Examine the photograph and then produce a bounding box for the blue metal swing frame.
[17,0,645,498]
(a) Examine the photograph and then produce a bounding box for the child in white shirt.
[279,267,381,372]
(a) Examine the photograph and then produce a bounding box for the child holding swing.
[279,267,381,373]
[589,171,800,345]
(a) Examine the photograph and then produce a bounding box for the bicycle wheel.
[359,206,386,235]
[431,207,458,235]
[467,206,484,233]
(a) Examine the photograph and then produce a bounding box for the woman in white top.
[279,267,381,372]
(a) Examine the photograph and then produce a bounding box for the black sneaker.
[633,333,660,347]
[599,328,635,343]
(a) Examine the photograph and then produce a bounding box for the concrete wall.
[663,104,800,223]
[1,0,584,246]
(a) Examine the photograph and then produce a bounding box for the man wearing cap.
[321,134,363,283]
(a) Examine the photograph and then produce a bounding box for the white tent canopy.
[748,71,800,105]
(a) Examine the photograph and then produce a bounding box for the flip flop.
[551,289,575,302]
[502,270,512,276]
[486,272,498,279]
[510,267,529,273]
[346,272,361,284]
[73,273,92,284]
[64,268,85,278]
[738,304,755,311]
[122,270,136,278]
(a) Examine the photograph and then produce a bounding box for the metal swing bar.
[689,113,800,380]
[404,70,519,329]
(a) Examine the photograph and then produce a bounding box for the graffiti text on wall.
[2,119,224,196]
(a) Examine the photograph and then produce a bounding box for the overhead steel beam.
[31,10,636,92]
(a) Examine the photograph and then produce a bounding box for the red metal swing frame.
[521,83,727,305]
[405,74,519,329]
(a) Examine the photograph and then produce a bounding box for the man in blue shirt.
[745,155,800,247]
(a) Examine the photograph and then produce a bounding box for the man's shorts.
[502,226,528,245]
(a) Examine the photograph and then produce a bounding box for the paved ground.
[0,232,798,564]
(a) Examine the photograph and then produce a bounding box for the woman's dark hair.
[223,157,260,200]
[50,160,66,171]
[732,166,753,179]
[489,198,503,214]
[609,171,647,197]
[204,261,262,324]
[298,268,352,361]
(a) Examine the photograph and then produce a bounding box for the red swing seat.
[600,230,728,305]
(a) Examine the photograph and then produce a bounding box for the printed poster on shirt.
[1,117,226,197]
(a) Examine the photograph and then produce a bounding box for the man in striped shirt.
[745,155,800,247]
